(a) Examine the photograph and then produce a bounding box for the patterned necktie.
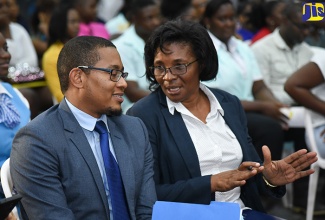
[0,93,20,129]
[94,120,130,220]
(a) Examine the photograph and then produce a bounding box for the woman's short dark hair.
[144,19,218,91]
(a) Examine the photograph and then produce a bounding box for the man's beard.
[106,107,122,116]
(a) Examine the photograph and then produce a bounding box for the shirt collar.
[273,28,303,52]
[0,83,12,98]
[124,24,145,53]
[208,31,238,53]
[65,98,109,132]
[166,83,224,117]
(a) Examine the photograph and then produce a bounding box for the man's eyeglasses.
[149,59,198,76]
[77,66,128,82]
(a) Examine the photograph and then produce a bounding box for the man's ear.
[69,68,84,89]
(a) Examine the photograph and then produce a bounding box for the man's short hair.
[57,36,115,93]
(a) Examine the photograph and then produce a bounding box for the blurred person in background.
[112,0,162,112]
[250,0,286,45]
[0,32,30,220]
[0,0,53,119]
[202,0,286,161]
[73,0,110,39]
[30,0,59,62]
[285,55,325,156]
[42,3,80,103]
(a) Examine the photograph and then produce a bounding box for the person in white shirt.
[285,52,325,156]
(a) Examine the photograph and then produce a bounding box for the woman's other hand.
[262,145,317,186]
[210,162,264,192]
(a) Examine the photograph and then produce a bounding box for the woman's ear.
[69,68,84,89]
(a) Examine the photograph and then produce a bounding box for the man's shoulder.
[127,91,161,120]
[25,105,61,130]
[251,33,275,50]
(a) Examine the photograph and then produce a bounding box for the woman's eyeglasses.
[149,59,198,76]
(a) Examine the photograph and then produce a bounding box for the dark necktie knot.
[94,120,107,134]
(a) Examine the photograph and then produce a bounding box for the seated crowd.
[1,0,324,219]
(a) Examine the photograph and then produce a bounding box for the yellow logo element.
[302,3,325,21]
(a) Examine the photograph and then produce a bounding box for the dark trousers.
[246,112,284,160]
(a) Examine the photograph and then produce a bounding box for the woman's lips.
[166,87,180,95]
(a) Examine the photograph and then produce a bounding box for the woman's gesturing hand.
[262,145,318,186]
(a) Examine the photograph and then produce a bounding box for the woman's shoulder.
[127,90,161,117]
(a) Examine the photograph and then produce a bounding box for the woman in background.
[42,4,80,103]
[0,32,30,219]
[250,0,285,45]
[202,0,287,160]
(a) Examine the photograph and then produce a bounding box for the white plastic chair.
[305,109,325,220]
[1,158,20,220]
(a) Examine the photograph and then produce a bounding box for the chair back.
[1,158,20,220]
[304,109,325,167]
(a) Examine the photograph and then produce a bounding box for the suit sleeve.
[10,125,75,220]
[135,118,158,220]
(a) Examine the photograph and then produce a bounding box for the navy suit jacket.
[11,99,157,220]
[127,87,285,212]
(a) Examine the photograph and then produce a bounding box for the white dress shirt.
[166,83,245,208]
[65,98,116,219]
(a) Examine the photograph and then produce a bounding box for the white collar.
[0,83,13,98]
[166,83,224,117]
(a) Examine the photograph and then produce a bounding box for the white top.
[203,33,262,101]
[105,13,130,36]
[309,47,325,127]
[251,28,314,105]
[166,83,245,208]
[97,0,124,23]
[7,22,38,67]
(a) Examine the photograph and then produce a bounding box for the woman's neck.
[182,89,210,123]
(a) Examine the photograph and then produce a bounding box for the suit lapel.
[58,100,110,216]
[158,89,202,177]
[106,117,135,212]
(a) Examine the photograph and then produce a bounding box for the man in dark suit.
[10,36,157,219]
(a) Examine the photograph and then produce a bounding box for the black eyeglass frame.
[77,66,128,82]
[149,59,199,76]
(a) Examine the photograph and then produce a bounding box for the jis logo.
[302,2,325,21]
